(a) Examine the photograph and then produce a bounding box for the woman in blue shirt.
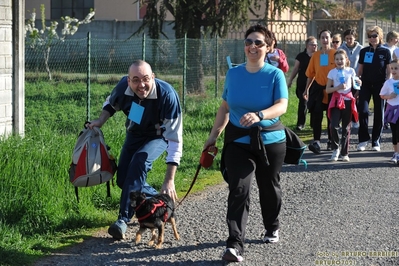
[203,24,288,263]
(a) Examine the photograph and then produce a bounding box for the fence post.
[299,36,302,54]
[215,35,219,98]
[142,33,146,61]
[182,34,187,109]
[359,18,366,46]
[86,31,91,122]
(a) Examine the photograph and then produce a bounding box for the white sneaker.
[262,229,279,243]
[390,153,397,163]
[357,141,368,151]
[371,145,380,151]
[329,149,340,161]
[222,248,244,262]
[340,155,350,162]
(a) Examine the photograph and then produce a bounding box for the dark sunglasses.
[332,41,340,44]
[368,34,378,38]
[244,38,266,47]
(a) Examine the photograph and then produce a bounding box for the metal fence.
[24,18,399,131]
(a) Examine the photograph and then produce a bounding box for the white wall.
[0,0,24,138]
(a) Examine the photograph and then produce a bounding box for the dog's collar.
[135,200,168,222]
[134,200,146,212]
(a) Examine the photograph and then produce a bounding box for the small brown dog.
[130,191,180,249]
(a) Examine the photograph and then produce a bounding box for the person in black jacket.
[287,36,318,130]
[356,26,392,152]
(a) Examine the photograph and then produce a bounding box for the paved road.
[34,125,399,266]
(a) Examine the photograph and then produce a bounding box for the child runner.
[380,59,399,164]
[326,49,359,161]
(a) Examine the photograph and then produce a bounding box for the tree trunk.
[185,40,205,94]
[184,22,205,94]
[43,46,52,80]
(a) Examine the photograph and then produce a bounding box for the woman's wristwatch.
[255,111,264,120]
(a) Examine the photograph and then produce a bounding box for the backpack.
[284,127,307,168]
[68,127,117,202]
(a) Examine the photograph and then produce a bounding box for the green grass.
[0,76,314,265]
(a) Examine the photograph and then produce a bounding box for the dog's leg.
[148,228,156,246]
[169,217,180,240]
[154,222,165,249]
[135,226,146,245]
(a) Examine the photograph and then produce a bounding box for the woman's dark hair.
[343,29,357,38]
[318,29,331,39]
[245,24,274,47]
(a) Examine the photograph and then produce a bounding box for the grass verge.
[0,76,314,265]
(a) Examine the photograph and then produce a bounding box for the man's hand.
[86,119,102,129]
[161,164,178,202]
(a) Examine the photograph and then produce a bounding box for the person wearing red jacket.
[265,32,289,73]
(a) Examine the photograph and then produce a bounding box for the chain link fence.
[24,18,399,132]
[24,36,305,130]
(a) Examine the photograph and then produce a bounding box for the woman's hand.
[239,112,260,127]
[303,90,309,101]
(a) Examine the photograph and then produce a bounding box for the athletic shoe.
[326,141,332,151]
[340,155,350,162]
[308,142,321,154]
[396,154,399,165]
[390,153,397,163]
[371,145,381,151]
[108,219,127,240]
[262,229,279,243]
[329,149,340,161]
[222,248,243,262]
[296,125,304,131]
[357,141,368,151]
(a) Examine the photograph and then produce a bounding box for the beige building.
[25,0,305,23]
[25,1,307,40]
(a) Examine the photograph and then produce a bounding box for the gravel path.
[34,125,399,266]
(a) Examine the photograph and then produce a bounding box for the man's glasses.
[332,41,340,44]
[368,34,378,38]
[244,39,266,47]
[129,76,152,85]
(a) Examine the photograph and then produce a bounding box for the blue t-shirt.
[222,63,288,144]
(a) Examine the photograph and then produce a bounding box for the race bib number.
[128,102,145,124]
[320,54,329,66]
[364,52,374,63]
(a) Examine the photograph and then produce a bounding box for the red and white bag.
[69,127,117,202]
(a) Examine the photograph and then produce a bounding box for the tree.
[369,0,399,22]
[135,0,324,93]
[25,5,95,80]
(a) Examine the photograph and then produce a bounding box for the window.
[51,0,94,20]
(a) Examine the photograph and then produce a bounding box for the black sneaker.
[308,142,321,154]
[326,141,332,151]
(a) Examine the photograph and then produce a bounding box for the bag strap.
[299,159,308,168]
[75,187,80,203]
[75,181,112,203]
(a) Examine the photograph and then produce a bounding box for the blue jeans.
[116,133,167,222]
